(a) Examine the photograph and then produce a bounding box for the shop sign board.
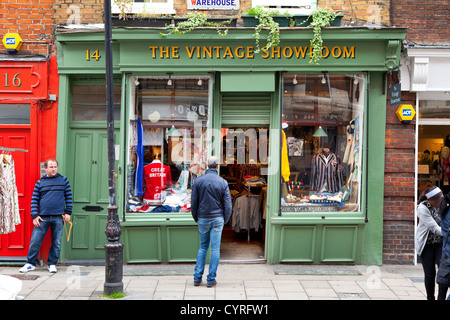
[187,0,239,10]
[390,82,401,106]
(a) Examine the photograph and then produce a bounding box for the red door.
[0,59,53,262]
[0,116,34,258]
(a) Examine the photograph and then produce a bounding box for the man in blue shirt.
[19,159,72,273]
[191,156,232,287]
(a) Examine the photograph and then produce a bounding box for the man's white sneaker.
[19,263,35,273]
[48,265,57,273]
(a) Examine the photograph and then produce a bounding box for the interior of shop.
[417,125,450,197]
[219,127,269,261]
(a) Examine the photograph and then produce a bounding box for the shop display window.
[281,74,365,213]
[126,76,211,214]
[419,100,450,119]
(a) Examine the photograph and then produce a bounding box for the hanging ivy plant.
[308,8,338,65]
[244,7,283,53]
[253,8,282,53]
[160,12,232,38]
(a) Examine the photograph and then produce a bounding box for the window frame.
[124,74,213,217]
[251,0,317,14]
[279,73,367,216]
[112,0,176,16]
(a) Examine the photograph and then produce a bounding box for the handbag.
[436,227,450,286]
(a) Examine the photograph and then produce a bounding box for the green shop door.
[65,128,119,260]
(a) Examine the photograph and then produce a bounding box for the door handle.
[82,206,104,212]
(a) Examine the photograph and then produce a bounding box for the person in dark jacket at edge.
[19,159,72,274]
[438,192,450,300]
[191,156,232,287]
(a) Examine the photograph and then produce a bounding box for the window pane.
[127,76,210,214]
[419,100,450,119]
[72,85,121,121]
[0,104,30,124]
[281,74,365,213]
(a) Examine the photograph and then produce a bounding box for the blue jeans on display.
[26,215,64,266]
[194,217,224,285]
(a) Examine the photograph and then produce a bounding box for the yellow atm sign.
[2,33,23,53]
[396,104,416,124]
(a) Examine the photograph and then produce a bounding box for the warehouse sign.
[187,0,239,10]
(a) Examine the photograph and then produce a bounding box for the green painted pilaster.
[361,72,387,265]
[56,74,70,261]
[265,73,282,263]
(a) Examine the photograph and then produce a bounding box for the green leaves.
[253,10,281,53]
[308,8,337,65]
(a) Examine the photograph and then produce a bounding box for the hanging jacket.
[31,173,72,219]
[311,150,343,193]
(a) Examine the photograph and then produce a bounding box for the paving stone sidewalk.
[0,263,439,300]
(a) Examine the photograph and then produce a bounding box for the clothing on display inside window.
[126,76,210,214]
[280,74,365,213]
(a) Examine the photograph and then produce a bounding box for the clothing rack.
[0,147,28,153]
[244,182,264,242]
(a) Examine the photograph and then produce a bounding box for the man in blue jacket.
[191,156,232,287]
[19,159,72,273]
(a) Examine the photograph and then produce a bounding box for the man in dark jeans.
[19,159,72,273]
[191,156,232,287]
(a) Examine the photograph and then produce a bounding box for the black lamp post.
[103,0,123,295]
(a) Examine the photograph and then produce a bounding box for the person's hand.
[33,216,43,227]
[64,214,71,222]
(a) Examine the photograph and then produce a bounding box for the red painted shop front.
[0,55,59,264]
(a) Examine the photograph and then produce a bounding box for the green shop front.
[56,26,406,265]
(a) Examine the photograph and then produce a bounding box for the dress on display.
[0,154,20,234]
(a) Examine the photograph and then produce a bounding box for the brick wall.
[318,0,390,26]
[54,0,394,25]
[391,0,450,44]
[0,0,56,55]
[54,0,103,25]
[383,86,416,264]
